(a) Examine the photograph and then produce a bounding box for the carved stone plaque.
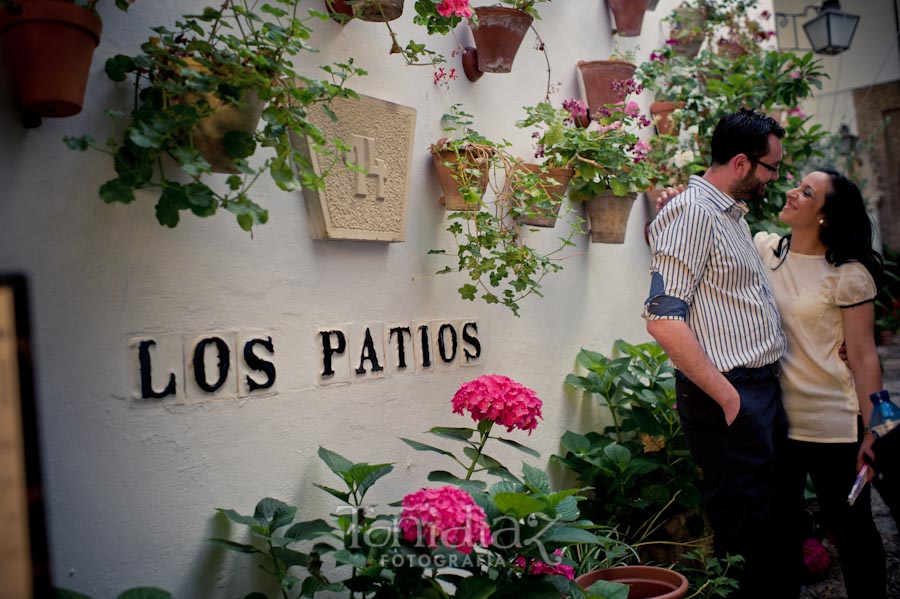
[291,93,417,241]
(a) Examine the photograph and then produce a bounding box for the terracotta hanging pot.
[585,190,638,244]
[462,6,533,82]
[353,0,404,22]
[431,145,490,211]
[511,163,573,228]
[181,60,266,174]
[576,565,689,599]
[324,0,354,23]
[668,5,706,58]
[650,100,677,135]
[0,1,102,118]
[576,60,636,124]
[607,0,650,37]
[717,38,748,58]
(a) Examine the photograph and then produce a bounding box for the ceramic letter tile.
[385,323,415,376]
[412,321,435,374]
[433,320,461,373]
[460,320,483,368]
[237,331,278,398]
[348,323,386,382]
[128,334,184,405]
[183,332,237,401]
[316,326,351,386]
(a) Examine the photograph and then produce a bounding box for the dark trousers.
[675,368,793,599]
[781,436,887,599]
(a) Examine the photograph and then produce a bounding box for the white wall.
[0,1,762,596]
[775,0,900,133]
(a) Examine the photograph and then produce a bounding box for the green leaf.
[300,578,344,598]
[209,538,261,554]
[63,135,94,151]
[284,519,334,541]
[586,579,630,599]
[347,463,394,498]
[333,549,368,568]
[492,493,547,518]
[254,498,297,532]
[428,427,476,442]
[401,438,456,458]
[54,590,94,599]
[271,546,310,568]
[318,446,354,476]
[455,575,496,599]
[459,284,477,301]
[538,526,599,544]
[99,179,136,205]
[155,192,182,228]
[427,471,486,493]
[494,437,541,457]
[223,130,257,159]
[522,462,550,493]
[559,431,591,454]
[216,508,260,528]
[105,54,134,82]
[313,483,350,503]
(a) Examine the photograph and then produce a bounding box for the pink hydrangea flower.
[399,486,492,554]
[451,374,543,433]
[436,0,472,18]
[514,549,575,579]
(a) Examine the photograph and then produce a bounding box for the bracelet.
[864,427,875,436]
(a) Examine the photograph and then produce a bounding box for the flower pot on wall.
[668,5,705,58]
[0,1,102,118]
[585,190,637,243]
[512,163,573,227]
[576,565,689,599]
[353,0,404,22]
[577,60,636,124]
[431,147,490,211]
[650,100,676,135]
[608,0,650,37]
[462,6,533,82]
[324,0,354,22]
[717,38,748,58]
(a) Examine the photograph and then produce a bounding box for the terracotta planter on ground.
[0,1,102,118]
[353,0,403,22]
[577,60,636,124]
[576,565,689,599]
[585,190,637,243]
[608,0,650,37]
[512,163,573,228]
[650,100,677,135]
[431,147,490,211]
[462,7,533,82]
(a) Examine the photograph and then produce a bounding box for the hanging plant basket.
[650,100,677,135]
[353,0,404,22]
[576,565,689,599]
[585,190,638,244]
[511,163,573,228]
[462,6,533,82]
[0,1,102,118]
[576,59,636,125]
[430,144,491,211]
[608,0,650,37]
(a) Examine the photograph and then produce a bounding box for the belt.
[676,363,780,384]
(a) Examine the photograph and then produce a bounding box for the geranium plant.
[428,105,581,317]
[519,87,655,202]
[65,0,366,232]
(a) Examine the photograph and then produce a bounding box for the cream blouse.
[754,232,877,443]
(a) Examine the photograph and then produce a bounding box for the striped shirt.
[643,175,786,372]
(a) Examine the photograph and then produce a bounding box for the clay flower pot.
[0,1,102,118]
[668,5,706,58]
[324,0,354,23]
[353,0,404,22]
[576,59,636,124]
[576,565,689,599]
[650,100,677,135]
[512,163,573,228]
[585,190,638,244]
[431,146,490,211]
[462,6,533,82]
[608,0,650,37]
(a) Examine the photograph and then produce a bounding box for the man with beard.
[643,109,792,599]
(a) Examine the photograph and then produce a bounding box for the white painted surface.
[0,0,819,596]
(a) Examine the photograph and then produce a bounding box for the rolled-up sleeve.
[643,200,714,321]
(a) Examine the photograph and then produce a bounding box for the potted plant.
[428,104,580,316]
[460,0,549,81]
[0,0,133,121]
[576,51,636,127]
[65,0,366,233]
[607,0,650,37]
[521,83,655,244]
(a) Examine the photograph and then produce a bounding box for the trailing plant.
[552,340,704,557]
[428,105,580,317]
[65,0,366,232]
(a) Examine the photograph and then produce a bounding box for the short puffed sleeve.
[753,231,781,266]
[835,262,877,308]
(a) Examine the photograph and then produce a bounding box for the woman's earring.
[819,218,825,225]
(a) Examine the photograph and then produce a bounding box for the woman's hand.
[656,184,686,213]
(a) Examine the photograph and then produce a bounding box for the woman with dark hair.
[755,167,887,599]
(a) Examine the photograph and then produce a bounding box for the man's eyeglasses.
[749,157,780,174]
